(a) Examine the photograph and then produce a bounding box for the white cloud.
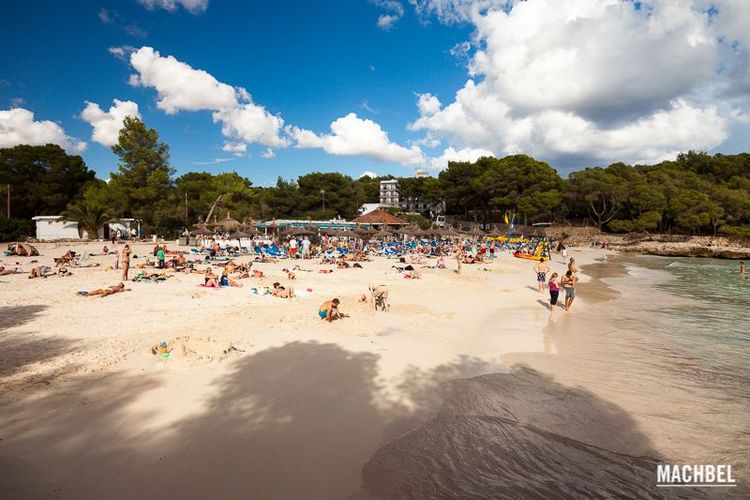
[261,148,276,159]
[98,7,113,24]
[222,142,247,156]
[409,0,747,166]
[289,113,424,166]
[0,108,86,153]
[80,99,140,147]
[359,171,377,178]
[372,0,405,29]
[128,46,288,149]
[191,158,232,165]
[212,104,289,148]
[429,146,493,170]
[377,14,400,29]
[129,47,237,114]
[136,0,209,14]
[416,92,441,115]
[108,45,136,60]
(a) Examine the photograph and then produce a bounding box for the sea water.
[362,255,750,498]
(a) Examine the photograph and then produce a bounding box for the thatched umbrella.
[218,213,241,232]
[373,226,395,238]
[487,225,504,237]
[442,225,462,238]
[192,226,214,236]
[231,229,254,239]
[468,225,486,238]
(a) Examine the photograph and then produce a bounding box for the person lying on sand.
[79,283,131,297]
[272,282,295,298]
[319,298,345,322]
[252,269,264,278]
[0,265,24,276]
[282,268,296,280]
[220,271,243,287]
[28,266,53,279]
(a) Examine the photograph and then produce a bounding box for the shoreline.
[1,243,747,497]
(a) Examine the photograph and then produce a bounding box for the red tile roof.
[354,209,409,225]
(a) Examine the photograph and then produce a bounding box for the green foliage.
[0,215,34,241]
[399,212,432,229]
[60,189,117,239]
[0,144,96,219]
[108,117,177,232]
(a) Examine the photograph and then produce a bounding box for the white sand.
[0,242,602,498]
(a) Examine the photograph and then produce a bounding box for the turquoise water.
[623,256,750,392]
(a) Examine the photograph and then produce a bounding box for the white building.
[32,216,135,241]
[379,179,399,206]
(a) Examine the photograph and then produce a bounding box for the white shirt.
[289,239,298,249]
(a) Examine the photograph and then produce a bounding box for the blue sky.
[1,1,749,185]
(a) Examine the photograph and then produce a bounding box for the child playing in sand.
[319,298,343,322]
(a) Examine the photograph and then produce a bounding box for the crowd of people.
[3,232,588,321]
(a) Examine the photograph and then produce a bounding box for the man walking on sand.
[534,258,550,292]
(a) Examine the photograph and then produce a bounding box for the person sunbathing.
[79,283,131,297]
[0,265,23,276]
[203,267,219,287]
[28,266,53,279]
[252,269,264,278]
[220,271,243,287]
[318,298,344,322]
[282,268,296,280]
[271,282,295,298]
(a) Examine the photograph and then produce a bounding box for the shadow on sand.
[0,305,81,381]
[0,341,698,499]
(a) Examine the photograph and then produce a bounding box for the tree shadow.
[362,365,707,499]
[0,305,80,384]
[0,342,702,499]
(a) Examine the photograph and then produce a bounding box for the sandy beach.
[1,243,747,498]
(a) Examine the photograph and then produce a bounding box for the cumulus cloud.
[409,0,747,166]
[416,93,441,115]
[0,108,86,153]
[222,142,247,156]
[127,46,288,149]
[80,99,140,147]
[261,148,276,159]
[129,47,237,113]
[212,103,289,148]
[288,113,424,166]
[429,146,493,170]
[136,0,209,14]
[359,171,377,178]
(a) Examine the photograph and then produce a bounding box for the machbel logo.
[657,464,737,488]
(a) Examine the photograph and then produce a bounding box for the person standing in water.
[548,272,560,311]
[740,262,745,275]
[534,258,550,292]
[121,244,131,281]
[561,270,578,311]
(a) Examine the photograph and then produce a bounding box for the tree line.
[1,116,749,240]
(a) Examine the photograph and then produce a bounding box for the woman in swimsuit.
[548,272,560,311]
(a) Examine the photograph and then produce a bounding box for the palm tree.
[61,200,116,240]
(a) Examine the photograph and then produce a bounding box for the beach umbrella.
[468,225,486,238]
[442,225,462,238]
[219,213,241,231]
[231,229,254,239]
[373,226,395,238]
[488,225,504,237]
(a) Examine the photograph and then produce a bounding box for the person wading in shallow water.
[561,270,578,311]
[534,258,550,292]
